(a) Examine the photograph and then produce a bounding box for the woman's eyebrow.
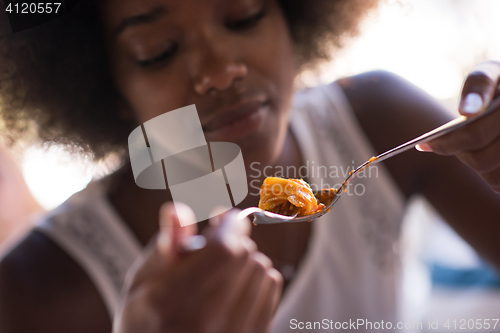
[113,6,167,39]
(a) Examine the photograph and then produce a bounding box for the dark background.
[3,0,80,33]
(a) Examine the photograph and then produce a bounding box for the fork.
[238,96,500,225]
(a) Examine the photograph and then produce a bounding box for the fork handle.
[373,96,500,164]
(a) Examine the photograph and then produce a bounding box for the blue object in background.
[431,261,500,288]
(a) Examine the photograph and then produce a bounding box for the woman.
[1,0,500,332]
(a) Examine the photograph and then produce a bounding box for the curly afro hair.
[0,0,380,160]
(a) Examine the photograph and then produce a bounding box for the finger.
[481,170,500,192]
[183,237,258,333]
[157,202,197,257]
[459,60,500,116]
[427,109,500,155]
[207,208,252,243]
[251,268,283,333]
[133,238,257,333]
[122,240,159,292]
[160,209,255,319]
[129,202,198,289]
[174,222,257,288]
[167,205,257,287]
[223,252,273,333]
[456,136,500,174]
[133,237,257,333]
[477,166,500,192]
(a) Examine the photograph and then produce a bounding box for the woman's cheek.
[121,69,190,123]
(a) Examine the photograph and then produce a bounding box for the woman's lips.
[202,100,268,141]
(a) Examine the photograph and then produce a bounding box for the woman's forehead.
[100,0,265,33]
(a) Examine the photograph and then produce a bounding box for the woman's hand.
[418,60,500,192]
[113,203,283,333]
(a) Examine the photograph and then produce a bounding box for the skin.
[423,61,500,192]
[2,0,500,332]
[100,0,296,170]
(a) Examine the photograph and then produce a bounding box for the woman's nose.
[193,43,248,95]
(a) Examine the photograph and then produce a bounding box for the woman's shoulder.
[296,70,449,130]
[0,229,111,332]
[335,70,452,126]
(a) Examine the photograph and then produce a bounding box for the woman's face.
[99,0,296,168]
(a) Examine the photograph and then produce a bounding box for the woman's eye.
[136,44,178,68]
[226,8,266,31]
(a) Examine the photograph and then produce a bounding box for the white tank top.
[34,83,406,330]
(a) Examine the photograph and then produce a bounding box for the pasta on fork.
[258,177,325,217]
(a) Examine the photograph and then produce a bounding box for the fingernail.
[157,228,171,255]
[461,93,483,114]
[173,202,197,227]
[209,206,231,226]
[179,235,207,252]
[209,207,248,239]
[415,143,433,152]
[157,204,175,254]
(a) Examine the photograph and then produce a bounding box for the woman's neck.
[104,162,171,246]
[236,126,304,208]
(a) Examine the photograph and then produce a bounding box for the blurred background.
[2,0,500,331]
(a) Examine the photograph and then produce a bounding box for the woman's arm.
[0,231,112,333]
[338,70,500,269]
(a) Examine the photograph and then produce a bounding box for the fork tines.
[272,201,299,216]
